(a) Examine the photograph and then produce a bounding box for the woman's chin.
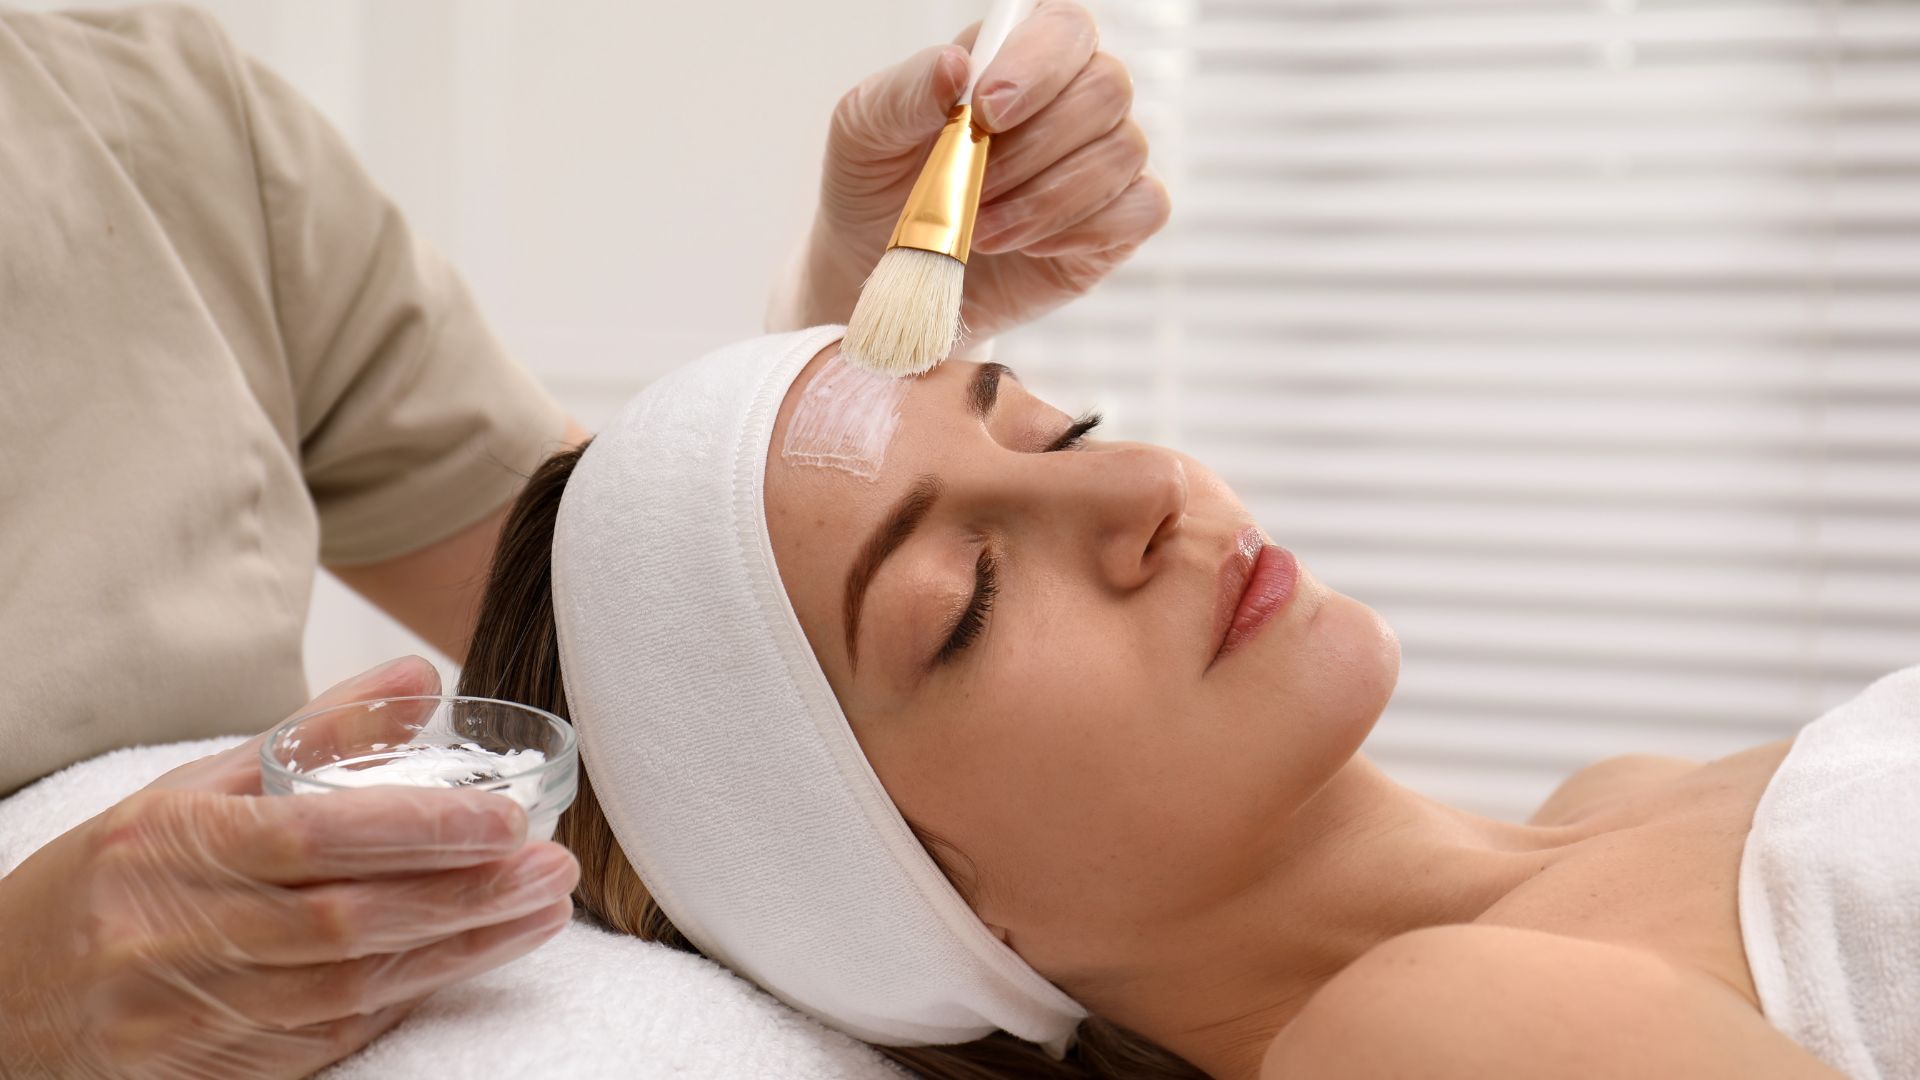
[1236,589,1399,779]
[1243,572,1397,693]
[1314,592,1400,725]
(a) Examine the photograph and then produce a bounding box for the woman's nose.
[1073,445,1188,590]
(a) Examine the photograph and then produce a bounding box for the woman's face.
[765,343,1399,986]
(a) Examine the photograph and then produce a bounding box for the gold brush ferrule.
[885,103,991,264]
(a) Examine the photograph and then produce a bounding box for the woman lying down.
[458,325,1915,1080]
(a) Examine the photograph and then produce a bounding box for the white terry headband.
[549,326,1086,1051]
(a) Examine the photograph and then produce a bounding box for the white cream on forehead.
[780,351,910,481]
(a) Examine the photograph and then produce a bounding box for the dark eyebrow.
[968,362,1013,419]
[843,475,944,670]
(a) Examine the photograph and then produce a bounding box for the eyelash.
[1046,411,1104,453]
[935,548,998,665]
[933,412,1101,666]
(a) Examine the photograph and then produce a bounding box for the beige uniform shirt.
[0,6,570,795]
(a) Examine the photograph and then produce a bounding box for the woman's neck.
[1082,757,1600,1080]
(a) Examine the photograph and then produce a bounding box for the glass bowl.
[261,696,578,842]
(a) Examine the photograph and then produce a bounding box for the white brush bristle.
[842,248,965,378]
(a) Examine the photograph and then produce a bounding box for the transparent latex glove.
[775,0,1171,346]
[0,656,580,1079]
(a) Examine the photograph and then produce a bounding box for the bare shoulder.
[1260,924,1839,1080]
[1529,752,1700,825]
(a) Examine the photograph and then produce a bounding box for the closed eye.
[1044,411,1103,453]
[933,412,1100,668]
[934,548,998,665]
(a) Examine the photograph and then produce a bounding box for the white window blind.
[999,0,1920,820]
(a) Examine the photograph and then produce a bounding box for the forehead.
[764,346,984,670]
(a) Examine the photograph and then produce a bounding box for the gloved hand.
[0,656,579,1079]
[780,0,1170,344]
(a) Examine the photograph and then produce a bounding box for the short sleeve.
[231,43,569,566]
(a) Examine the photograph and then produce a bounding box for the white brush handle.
[959,0,1037,106]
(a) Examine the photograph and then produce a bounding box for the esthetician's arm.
[327,420,592,663]
[768,0,1169,343]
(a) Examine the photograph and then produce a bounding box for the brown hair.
[458,445,1204,1080]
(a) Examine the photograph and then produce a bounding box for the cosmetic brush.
[841,0,1035,378]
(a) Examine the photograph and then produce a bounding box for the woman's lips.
[1211,529,1298,667]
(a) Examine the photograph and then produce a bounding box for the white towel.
[1740,663,1920,1080]
[0,739,902,1079]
